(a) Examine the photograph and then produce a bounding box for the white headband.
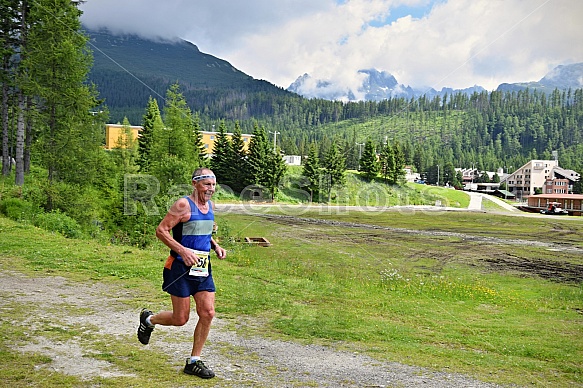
[192,174,216,181]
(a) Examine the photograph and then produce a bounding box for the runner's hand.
[214,245,226,260]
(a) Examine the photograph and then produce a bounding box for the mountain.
[287,69,485,101]
[288,63,583,101]
[85,28,292,123]
[497,63,583,92]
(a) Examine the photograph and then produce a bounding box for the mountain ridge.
[86,27,582,123]
[288,64,583,101]
[86,27,292,123]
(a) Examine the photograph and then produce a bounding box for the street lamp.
[269,131,280,152]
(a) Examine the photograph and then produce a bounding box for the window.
[210,136,215,140]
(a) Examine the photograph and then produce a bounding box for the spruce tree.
[302,143,321,202]
[138,96,163,172]
[380,143,395,184]
[246,123,270,188]
[163,83,190,159]
[113,117,139,175]
[22,0,101,189]
[190,112,206,167]
[390,141,406,184]
[210,120,232,188]
[359,139,379,180]
[1,0,21,177]
[228,121,248,193]
[264,148,287,200]
[322,141,345,201]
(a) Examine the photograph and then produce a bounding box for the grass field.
[0,207,582,387]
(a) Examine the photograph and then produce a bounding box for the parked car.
[540,202,569,215]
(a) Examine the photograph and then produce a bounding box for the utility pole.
[269,131,280,152]
[356,142,364,158]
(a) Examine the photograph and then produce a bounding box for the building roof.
[496,190,515,197]
[528,193,583,200]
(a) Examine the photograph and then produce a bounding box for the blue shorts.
[162,256,216,297]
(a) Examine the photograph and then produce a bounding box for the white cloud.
[80,0,583,92]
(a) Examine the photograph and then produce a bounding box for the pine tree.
[302,143,321,202]
[228,121,248,193]
[1,0,21,177]
[380,143,395,184]
[190,112,206,167]
[22,0,101,189]
[113,117,139,175]
[246,123,271,188]
[264,148,287,200]
[322,141,345,201]
[210,120,232,187]
[359,139,379,180]
[163,83,191,159]
[138,96,163,172]
[390,141,406,184]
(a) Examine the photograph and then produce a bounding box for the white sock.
[190,356,200,363]
[145,316,154,327]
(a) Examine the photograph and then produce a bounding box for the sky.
[79,0,583,93]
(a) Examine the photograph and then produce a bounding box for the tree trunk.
[15,91,24,185]
[24,97,32,173]
[1,82,10,176]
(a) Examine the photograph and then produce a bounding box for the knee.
[198,307,215,321]
[173,312,190,326]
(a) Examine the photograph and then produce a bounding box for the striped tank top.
[170,196,214,261]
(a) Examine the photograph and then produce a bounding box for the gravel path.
[0,270,508,387]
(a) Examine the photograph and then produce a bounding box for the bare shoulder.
[167,197,192,221]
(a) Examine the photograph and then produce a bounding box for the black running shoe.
[184,359,215,379]
[137,309,154,345]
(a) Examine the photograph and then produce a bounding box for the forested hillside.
[269,88,583,176]
[87,30,583,176]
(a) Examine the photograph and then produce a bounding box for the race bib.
[187,249,210,277]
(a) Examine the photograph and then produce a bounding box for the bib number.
[187,249,210,277]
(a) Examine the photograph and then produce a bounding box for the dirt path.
[0,269,505,387]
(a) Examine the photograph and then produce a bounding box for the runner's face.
[195,178,216,200]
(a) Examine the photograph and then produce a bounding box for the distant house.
[404,166,421,182]
[283,155,302,165]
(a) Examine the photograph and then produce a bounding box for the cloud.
[80,0,583,92]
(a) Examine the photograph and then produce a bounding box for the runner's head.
[192,168,216,200]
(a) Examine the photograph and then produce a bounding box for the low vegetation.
[1,206,581,387]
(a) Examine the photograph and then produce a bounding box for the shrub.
[0,198,40,222]
[34,210,84,239]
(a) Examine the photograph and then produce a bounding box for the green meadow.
[0,206,582,387]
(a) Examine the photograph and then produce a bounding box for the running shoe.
[184,359,215,379]
[137,308,154,345]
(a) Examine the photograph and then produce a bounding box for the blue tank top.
[170,196,214,261]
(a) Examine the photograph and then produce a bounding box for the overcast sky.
[80,0,583,92]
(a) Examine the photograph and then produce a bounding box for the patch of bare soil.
[482,255,583,283]
[261,214,583,283]
[0,270,505,387]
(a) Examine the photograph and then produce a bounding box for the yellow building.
[200,130,253,155]
[104,124,253,155]
[104,124,142,150]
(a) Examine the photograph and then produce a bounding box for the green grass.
[1,210,582,387]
